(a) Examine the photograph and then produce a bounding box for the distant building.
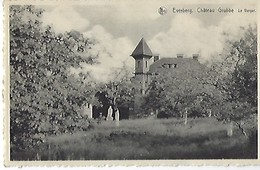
[130,38,207,94]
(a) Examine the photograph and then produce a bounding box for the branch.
[233,120,248,138]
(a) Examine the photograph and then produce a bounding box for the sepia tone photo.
[3,0,259,165]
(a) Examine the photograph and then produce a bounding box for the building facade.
[130,38,206,94]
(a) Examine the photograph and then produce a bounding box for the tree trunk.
[227,121,233,137]
[240,128,248,138]
[36,152,41,160]
[155,109,159,117]
[208,109,212,117]
[236,122,248,138]
[184,108,188,125]
[113,96,116,106]
[48,143,51,160]
[173,99,179,114]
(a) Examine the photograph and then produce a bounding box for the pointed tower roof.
[131,38,153,57]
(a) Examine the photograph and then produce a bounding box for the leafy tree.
[10,5,98,153]
[143,63,216,119]
[207,24,257,137]
[143,79,171,113]
[94,63,136,110]
[228,25,257,107]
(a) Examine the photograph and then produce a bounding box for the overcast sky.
[38,2,257,82]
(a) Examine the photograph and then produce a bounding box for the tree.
[143,62,216,120]
[94,63,136,112]
[228,25,257,107]
[207,24,257,137]
[9,5,98,153]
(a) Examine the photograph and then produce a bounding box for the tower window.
[137,61,140,68]
[145,61,148,68]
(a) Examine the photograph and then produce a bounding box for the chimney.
[177,54,183,58]
[154,55,160,62]
[192,54,199,61]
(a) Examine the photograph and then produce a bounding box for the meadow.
[12,117,257,160]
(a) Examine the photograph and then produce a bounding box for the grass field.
[11,117,257,160]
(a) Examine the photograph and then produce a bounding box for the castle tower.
[131,38,153,94]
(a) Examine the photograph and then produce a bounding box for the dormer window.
[162,63,177,68]
[162,64,167,68]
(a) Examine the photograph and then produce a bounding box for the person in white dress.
[106,106,113,121]
[115,107,120,126]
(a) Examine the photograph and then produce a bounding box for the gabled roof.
[131,38,153,57]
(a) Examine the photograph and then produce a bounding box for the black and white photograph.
[4,0,259,164]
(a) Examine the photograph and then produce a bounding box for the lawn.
[11,117,257,160]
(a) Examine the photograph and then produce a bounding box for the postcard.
[2,0,260,167]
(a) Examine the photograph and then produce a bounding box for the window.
[162,64,176,68]
[162,64,167,68]
[145,61,148,68]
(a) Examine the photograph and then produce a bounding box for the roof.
[131,38,153,57]
[148,57,208,74]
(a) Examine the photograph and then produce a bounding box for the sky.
[38,2,257,82]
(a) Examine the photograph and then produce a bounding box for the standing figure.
[115,108,120,126]
[87,103,93,119]
[106,106,113,121]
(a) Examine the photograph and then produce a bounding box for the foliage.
[227,25,257,107]
[94,64,136,108]
[142,63,217,117]
[10,5,98,151]
[141,24,257,127]
[206,24,257,136]
[209,25,257,105]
